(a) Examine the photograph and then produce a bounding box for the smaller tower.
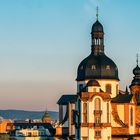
[129,54,140,104]
[42,110,52,123]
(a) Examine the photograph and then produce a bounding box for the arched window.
[106,84,111,93]
[130,107,133,126]
[95,39,97,45]
[91,65,96,70]
[107,103,109,123]
[95,98,101,111]
[116,84,118,94]
[98,39,100,45]
[83,102,87,123]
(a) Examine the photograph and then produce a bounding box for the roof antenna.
[136,53,139,66]
[96,6,99,20]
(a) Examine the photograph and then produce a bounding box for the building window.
[107,102,109,123]
[91,65,96,70]
[83,102,87,123]
[130,107,133,126]
[94,39,97,45]
[93,88,96,92]
[95,131,101,137]
[116,84,118,94]
[106,65,110,70]
[82,137,88,140]
[95,98,101,111]
[106,84,111,93]
[79,84,83,91]
[95,117,101,124]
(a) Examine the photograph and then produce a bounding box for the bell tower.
[91,7,104,55]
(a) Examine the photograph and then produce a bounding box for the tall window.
[130,107,133,126]
[95,117,101,124]
[93,88,96,92]
[95,131,101,137]
[79,84,83,91]
[95,98,101,111]
[106,84,111,93]
[116,84,118,94]
[107,103,109,123]
[83,102,87,123]
[91,65,96,70]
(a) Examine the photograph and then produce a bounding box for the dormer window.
[91,65,96,70]
[106,65,110,70]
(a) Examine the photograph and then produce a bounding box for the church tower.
[130,54,140,104]
[76,11,119,98]
[75,10,119,140]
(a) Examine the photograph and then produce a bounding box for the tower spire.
[136,53,139,66]
[96,6,99,20]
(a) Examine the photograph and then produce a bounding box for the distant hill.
[0,110,58,120]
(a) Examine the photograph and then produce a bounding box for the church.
[56,12,140,140]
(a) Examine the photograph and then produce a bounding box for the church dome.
[130,65,140,86]
[91,20,104,33]
[133,65,140,75]
[76,15,119,82]
[76,53,119,81]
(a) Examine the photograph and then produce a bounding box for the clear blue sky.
[0,0,139,111]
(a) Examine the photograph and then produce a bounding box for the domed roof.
[130,65,140,86]
[86,79,100,87]
[133,65,140,75]
[91,20,104,33]
[76,54,119,81]
[42,111,52,123]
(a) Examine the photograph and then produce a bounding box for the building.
[11,122,55,139]
[57,12,140,140]
[42,111,52,124]
[0,118,13,134]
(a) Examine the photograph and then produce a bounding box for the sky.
[0,0,140,111]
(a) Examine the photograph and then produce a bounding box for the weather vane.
[96,6,99,20]
[136,53,139,66]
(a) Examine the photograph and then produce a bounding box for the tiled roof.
[111,93,133,103]
[57,95,77,105]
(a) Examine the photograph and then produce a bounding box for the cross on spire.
[96,6,99,20]
[136,53,139,66]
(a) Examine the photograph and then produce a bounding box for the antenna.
[96,6,99,20]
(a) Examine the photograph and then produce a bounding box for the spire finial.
[136,53,139,66]
[126,86,129,94]
[96,6,99,20]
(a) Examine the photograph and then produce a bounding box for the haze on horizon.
[0,0,139,111]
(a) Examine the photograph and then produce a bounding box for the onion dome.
[133,65,140,75]
[91,20,104,33]
[130,65,140,86]
[86,79,100,87]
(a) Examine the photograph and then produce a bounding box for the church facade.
[57,15,140,140]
